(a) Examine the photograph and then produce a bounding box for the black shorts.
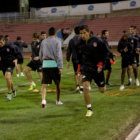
[128,55,137,66]
[2,65,15,75]
[42,68,61,84]
[82,70,105,87]
[121,57,129,68]
[27,60,42,72]
[72,62,78,73]
[18,58,23,64]
[103,59,111,70]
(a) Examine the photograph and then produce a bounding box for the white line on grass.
[135,133,140,140]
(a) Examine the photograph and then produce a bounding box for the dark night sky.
[0,0,127,12]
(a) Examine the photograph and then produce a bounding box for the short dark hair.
[41,31,46,35]
[102,30,108,35]
[32,33,39,39]
[0,35,4,40]
[4,35,9,41]
[48,27,56,36]
[16,36,21,40]
[74,26,80,35]
[80,25,89,32]
[130,25,136,29]
[5,35,9,38]
[123,30,128,34]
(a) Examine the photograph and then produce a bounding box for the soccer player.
[127,26,140,86]
[118,31,132,90]
[24,33,42,91]
[101,30,114,86]
[0,35,18,101]
[39,27,63,108]
[79,25,107,117]
[66,26,83,93]
[40,31,47,42]
[14,36,28,77]
[118,30,139,90]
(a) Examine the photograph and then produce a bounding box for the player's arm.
[66,40,73,68]
[56,41,63,74]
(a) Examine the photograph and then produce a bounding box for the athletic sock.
[31,81,35,85]
[42,100,46,104]
[87,104,92,111]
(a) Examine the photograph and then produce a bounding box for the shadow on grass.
[0,118,31,124]
[0,106,35,110]
[42,113,74,119]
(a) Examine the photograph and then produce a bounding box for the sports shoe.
[76,85,80,91]
[42,100,46,108]
[7,94,12,101]
[86,110,93,117]
[17,74,20,77]
[120,85,125,91]
[56,100,63,105]
[12,89,17,98]
[20,72,24,76]
[127,78,132,86]
[28,83,36,91]
[135,79,140,86]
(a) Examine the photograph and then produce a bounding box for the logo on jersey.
[7,67,11,70]
[82,75,86,79]
[93,42,97,47]
[131,40,134,43]
[37,45,40,48]
[7,48,10,52]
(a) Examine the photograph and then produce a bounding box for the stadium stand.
[0,15,139,46]
[0,19,81,44]
[85,15,140,42]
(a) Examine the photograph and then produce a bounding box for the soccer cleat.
[42,100,46,108]
[17,74,20,77]
[56,100,63,105]
[135,79,140,86]
[12,89,17,98]
[20,73,24,76]
[86,110,93,117]
[127,78,132,86]
[28,83,36,91]
[120,85,125,91]
[7,94,12,101]
[75,85,80,92]
[42,104,46,108]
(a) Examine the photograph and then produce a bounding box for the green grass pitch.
[0,55,140,140]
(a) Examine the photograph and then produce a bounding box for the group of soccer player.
[66,25,140,116]
[0,24,140,117]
